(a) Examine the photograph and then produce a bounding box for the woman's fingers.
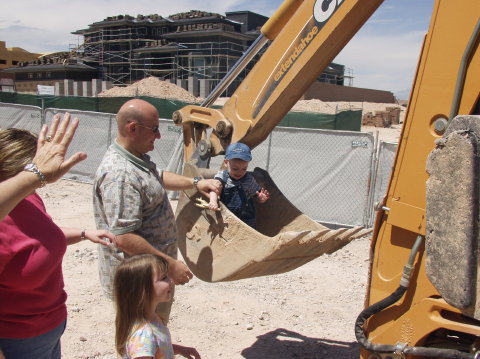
[48,114,62,141]
[57,152,87,180]
[38,124,48,147]
[52,112,71,143]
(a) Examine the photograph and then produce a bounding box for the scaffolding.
[75,26,161,85]
[71,13,348,93]
[131,41,253,86]
[344,67,354,87]
[74,24,257,93]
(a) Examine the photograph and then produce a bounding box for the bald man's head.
[117,99,159,136]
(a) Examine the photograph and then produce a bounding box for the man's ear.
[126,121,136,135]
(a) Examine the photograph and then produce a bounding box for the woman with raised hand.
[0,113,116,359]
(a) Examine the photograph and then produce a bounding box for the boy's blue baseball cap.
[225,142,252,161]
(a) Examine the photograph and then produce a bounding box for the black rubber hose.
[354,285,407,353]
[354,285,475,358]
[404,346,475,359]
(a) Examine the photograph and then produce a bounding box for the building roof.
[3,63,96,73]
[72,10,243,35]
[164,29,254,41]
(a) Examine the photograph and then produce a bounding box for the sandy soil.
[362,123,403,143]
[99,78,407,134]
[36,180,369,359]
[35,124,401,359]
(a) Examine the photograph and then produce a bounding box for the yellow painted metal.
[386,200,425,235]
[174,0,384,161]
[174,0,480,354]
[361,298,480,357]
[260,0,303,40]
[363,0,480,356]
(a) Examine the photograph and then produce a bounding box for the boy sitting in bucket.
[208,142,270,228]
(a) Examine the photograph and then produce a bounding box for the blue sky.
[0,0,435,99]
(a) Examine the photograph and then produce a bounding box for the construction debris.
[362,106,402,127]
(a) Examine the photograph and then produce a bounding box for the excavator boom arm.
[174,0,480,357]
[174,0,384,160]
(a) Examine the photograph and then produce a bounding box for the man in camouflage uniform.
[93,99,220,323]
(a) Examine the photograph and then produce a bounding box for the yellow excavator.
[172,0,480,357]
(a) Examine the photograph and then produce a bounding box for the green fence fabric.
[280,111,337,130]
[0,93,361,131]
[335,109,362,131]
[0,93,99,111]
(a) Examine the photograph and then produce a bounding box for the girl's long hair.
[113,254,169,356]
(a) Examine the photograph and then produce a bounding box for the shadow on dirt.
[241,328,359,359]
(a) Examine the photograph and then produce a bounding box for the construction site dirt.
[99,78,406,129]
[37,124,400,359]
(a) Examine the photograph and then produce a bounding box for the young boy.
[208,142,270,228]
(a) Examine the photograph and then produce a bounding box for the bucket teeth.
[194,197,220,211]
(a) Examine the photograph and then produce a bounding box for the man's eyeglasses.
[135,123,160,133]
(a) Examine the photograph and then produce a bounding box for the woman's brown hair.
[113,254,169,356]
[0,128,37,182]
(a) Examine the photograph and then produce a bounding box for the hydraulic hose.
[354,285,407,353]
[355,235,477,359]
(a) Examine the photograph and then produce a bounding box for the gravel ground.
[39,180,372,359]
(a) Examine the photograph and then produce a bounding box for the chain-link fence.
[43,108,184,182]
[44,108,115,182]
[211,128,376,227]
[0,103,43,134]
[0,102,397,228]
[369,141,398,226]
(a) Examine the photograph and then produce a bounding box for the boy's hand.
[196,179,221,197]
[208,201,218,211]
[256,188,270,203]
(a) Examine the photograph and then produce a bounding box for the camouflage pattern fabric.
[93,141,177,321]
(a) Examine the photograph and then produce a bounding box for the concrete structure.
[72,10,349,94]
[3,55,97,94]
[2,10,361,99]
[52,79,111,96]
[0,41,40,70]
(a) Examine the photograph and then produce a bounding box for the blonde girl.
[113,254,201,359]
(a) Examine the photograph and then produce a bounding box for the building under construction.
[72,10,349,95]
[1,10,351,97]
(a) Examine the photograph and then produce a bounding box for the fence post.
[108,114,114,148]
[265,132,273,172]
[366,132,380,227]
[41,98,46,127]
[363,131,379,227]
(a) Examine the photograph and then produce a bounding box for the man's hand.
[196,178,221,197]
[169,259,193,285]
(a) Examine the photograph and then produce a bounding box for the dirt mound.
[291,99,404,117]
[98,77,199,103]
[213,97,405,122]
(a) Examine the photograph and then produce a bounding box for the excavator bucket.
[175,162,371,282]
